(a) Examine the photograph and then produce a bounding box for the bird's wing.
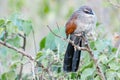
[65,11,79,38]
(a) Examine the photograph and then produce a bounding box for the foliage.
[0,14,33,80]
[35,24,120,80]
[1,14,120,79]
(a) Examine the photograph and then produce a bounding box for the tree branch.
[47,25,106,80]
[0,40,51,78]
[0,40,35,62]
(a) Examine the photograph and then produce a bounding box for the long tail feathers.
[63,36,82,72]
[63,42,74,72]
[72,37,82,72]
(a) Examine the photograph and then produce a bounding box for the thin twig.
[47,25,106,80]
[18,33,26,39]
[18,33,26,80]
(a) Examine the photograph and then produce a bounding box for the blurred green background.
[0,0,120,52]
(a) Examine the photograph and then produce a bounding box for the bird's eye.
[83,8,93,14]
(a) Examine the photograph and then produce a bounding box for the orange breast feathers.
[65,12,79,38]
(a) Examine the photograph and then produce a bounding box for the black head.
[80,6,94,15]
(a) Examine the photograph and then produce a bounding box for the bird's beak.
[90,11,94,15]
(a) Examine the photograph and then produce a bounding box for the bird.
[63,6,97,72]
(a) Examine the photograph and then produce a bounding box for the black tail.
[63,36,82,72]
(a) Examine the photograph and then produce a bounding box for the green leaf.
[38,0,50,17]
[46,32,56,50]
[6,71,16,80]
[43,1,50,14]
[40,37,46,50]
[0,19,5,27]
[70,72,77,79]
[10,62,18,70]
[6,20,18,35]
[1,73,7,80]
[9,14,32,36]
[80,61,94,72]
[81,68,95,80]
[94,75,101,80]
[22,20,32,36]
[108,60,120,70]
[6,20,12,25]
[112,48,117,53]
[40,27,66,52]
[98,54,108,64]
[90,41,95,49]
[1,71,16,80]
[35,51,43,60]
[7,36,21,48]
[106,69,117,80]
[57,67,61,73]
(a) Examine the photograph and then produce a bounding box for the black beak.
[89,11,94,15]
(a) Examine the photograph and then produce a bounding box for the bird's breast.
[74,15,96,34]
